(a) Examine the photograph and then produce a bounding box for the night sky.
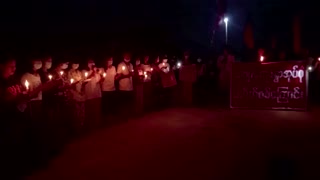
[0,0,318,57]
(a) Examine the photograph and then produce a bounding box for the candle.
[144,71,147,75]
[60,71,64,76]
[150,68,153,72]
[162,63,165,66]
[122,66,126,71]
[48,74,52,80]
[70,78,74,84]
[177,62,181,68]
[308,66,312,71]
[260,56,264,62]
[84,72,88,78]
[103,72,106,78]
[318,57,320,61]
[144,74,148,79]
[25,80,29,90]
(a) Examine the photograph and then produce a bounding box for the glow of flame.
[60,71,64,75]
[103,73,106,77]
[25,80,29,90]
[84,72,88,78]
[122,66,125,71]
[177,62,181,68]
[48,74,52,80]
[144,71,147,75]
[70,78,74,84]
[151,68,153,71]
[308,66,312,71]
[144,74,148,78]
[318,57,320,61]
[260,56,264,62]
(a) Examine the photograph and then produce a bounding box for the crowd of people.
[0,50,219,178]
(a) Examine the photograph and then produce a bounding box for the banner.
[230,61,308,110]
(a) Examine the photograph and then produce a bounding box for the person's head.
[144,55,149,64]
[71,62,79,70]
[162,55,168,63]
[32,59,43,71]
[135,58,141,66]
[106,57,113,67]
[124,53,131,63]
[0,58,16,78]
[43,56,52,70]
[87,59,95,69]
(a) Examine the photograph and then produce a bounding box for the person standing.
[116,53,134,115]
[217,47,235,103]
[101,57,117,117]
[83,59,102,129]
[20,58,43,118]
[68,61,85,133]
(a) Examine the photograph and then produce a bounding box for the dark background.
[0,0,318,60]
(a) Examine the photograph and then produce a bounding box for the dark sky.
[0,0,318,56]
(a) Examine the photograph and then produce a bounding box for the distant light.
[308,66,312,71]
[224,17,229,23]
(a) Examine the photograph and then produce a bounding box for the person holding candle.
[20,58,43,115]
[68,61,85,133]
[0,56,30,178]
[83,59,102,130]
[116,53,134,115]
[158,55,170,73]
[39,56,53,83]
[101,57,116,116]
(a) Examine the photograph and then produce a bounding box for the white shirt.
[117,62,133,91]
[102,66,116,91]
[158,62,170,73]
[21,72,42,101]
[82,70,102,100]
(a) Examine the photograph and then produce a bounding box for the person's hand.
[7,85,21,97]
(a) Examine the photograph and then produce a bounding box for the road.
[27,107,320,180]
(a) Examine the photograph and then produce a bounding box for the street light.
[224,17,229,44]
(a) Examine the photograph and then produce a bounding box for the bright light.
[150,68,153,72]
[318,57,320,61]
[48,74,52,80]
[144,71,147,75]
[103,73,106,77]
[122,66,125,71]
[70,78,74,84]
[25,80,29,90]
[308,66,312,71]
[260,56,264,62]
[177,62,181,68]
[84,72,88,78]
[60,71,64,76]
[224,17,229,23]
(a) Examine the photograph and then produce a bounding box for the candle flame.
[144,71,147,75]
[84,72,88,77]
[103,73,106,77]
[60,71,64,75]
[122,66,125,71]
[48,74,52,80]
[25,80,29,90]
[70,78,74,84]
[150,68,153,71]
[260,56,264,62]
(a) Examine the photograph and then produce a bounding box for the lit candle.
[144,74,148,79]
[60,71,64,76]
[177,62,181,68]
[84,72,88,78]
[25,80,29,90]
[48,74,52,80]
[70,78,74,84]
[260,56,264,62]
[162,62,165,66]
[318,57,320,61]
[308,66,312,71]
[150,68,153,72]
[103,72,106,78]
[122,66,126,71]
[144,71,147,75]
